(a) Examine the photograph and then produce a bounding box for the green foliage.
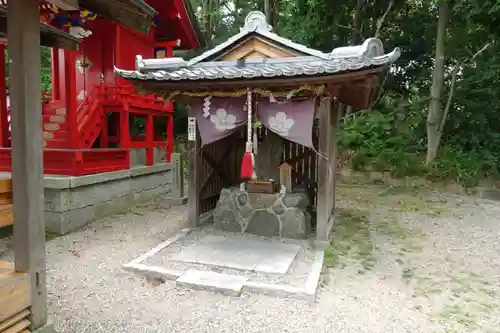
[40,47,52,93]
[4,46,52,94]
[339,103,500,187]
[339,108,426,176]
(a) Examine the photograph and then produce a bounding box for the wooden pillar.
[8,0,47,329]
[145,114,154,166]
[0,43,8,147]
[100,106,109,148]
[120,102,130,149]
[167,109,174,162]
[166,46,173,58]
[316,98,339,245]
[57,49,66,102]
[64,50,78,148]
[51,49,60,101]
[187,131,200,227]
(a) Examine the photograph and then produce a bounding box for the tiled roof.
[116,49,400,81]
[115,11,401,82]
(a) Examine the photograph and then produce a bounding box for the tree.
[425,0,449,165]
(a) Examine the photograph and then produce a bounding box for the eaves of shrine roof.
[115,48,400,82]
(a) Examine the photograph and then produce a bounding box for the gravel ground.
[0,186,499,333]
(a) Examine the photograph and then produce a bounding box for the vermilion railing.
[2,82,175,175]
[0,148,129,176]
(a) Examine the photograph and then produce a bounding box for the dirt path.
[1,186,498,332]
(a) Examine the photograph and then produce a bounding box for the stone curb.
[122,230,325,302]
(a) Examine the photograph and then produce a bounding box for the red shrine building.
[0,0,201,176]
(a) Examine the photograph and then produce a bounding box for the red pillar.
[120,102,130,149]
[0,44,8,147]
[100,106,109,148]
[51,49,60,101]
[165,45,173,162]
[167,107,174,163]
[57,49,66,103]
[145,114,154,166]
[64,50,78,148]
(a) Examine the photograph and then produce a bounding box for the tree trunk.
[255,130,284,181]
[343,0,363,119]
[264,0,272,25]
[352,0,363,44]
[426,0,448,165]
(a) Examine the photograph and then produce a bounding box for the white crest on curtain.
[210,108,237,131]
[203,96,212,118]
[268,112,294,136]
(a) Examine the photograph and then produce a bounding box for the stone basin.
[213,187,311,239]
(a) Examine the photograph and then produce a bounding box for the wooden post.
[167,111,174,162]
[279,162,292,191]
[100,106,109,148]
[120,102,130,149]
[57,49,66,103]
[0,43,8,147]
[187,131,200,227]
[50,49,60,101]
[145,114,154,166]
[316,98,339,245]
[8,0,47,329]
[166,46,173,58]
[64,50,78,148]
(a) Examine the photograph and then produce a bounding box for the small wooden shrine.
[116,11,400,244]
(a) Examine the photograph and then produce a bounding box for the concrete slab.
[170,235,301,274]
[176,269,247,296]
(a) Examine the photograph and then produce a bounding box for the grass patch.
[324,209,375,272]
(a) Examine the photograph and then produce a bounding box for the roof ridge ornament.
[329,38,385,59]
[241,11,272,33]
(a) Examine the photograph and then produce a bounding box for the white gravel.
[1,188,499,333]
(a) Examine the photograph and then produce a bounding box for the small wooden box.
[247,180,276,194]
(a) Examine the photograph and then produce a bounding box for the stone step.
[44,123,60,131]
[176,269,247,296]
[43,131,54,139]
[49,115,65,123]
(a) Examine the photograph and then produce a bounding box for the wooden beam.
[0,7,80,51]
[7,0,47,329]
[316,98,339,244]
[79,0,156,34]
[45,0,79,11]
[187,132,200,227]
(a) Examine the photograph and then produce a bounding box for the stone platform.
[0,153,185,235]
[213,187,312,239]
[123,227,324,301]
